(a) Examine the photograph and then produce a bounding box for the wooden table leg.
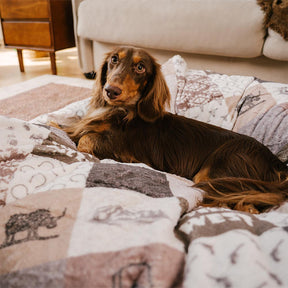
[50,52,57,75]
[17,49,25,72]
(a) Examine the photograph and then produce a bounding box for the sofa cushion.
[77,0,265,58]
[233,79,288,157]
[263,29,288,61]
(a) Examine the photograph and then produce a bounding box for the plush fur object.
[258,0,288,40]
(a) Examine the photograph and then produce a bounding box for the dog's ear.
[137,62,171,122]
[88,53,110,110]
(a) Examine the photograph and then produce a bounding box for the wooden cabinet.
[0,0,75,74]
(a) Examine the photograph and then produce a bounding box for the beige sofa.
[2,2,288,286]
[72,0,288,83]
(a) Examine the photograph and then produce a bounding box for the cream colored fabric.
[71,0,95,73]
[77,0,265,58]
[263,29,288,61]
[72,0,288,78]
[92,41,288,84]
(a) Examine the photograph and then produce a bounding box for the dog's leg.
[77,132,117,160]
[78,134,97,155]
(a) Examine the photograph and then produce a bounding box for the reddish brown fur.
[63,46,288,214]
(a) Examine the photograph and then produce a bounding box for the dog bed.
[1,56,288,287]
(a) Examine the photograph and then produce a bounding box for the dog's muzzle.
[105,84,122,99]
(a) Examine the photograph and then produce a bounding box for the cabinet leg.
[17,49,25,72]
[50,52,57,75]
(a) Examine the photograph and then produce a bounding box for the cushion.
[263,29,288,61]
[1,56,288,287]
[162,55,254,130]
[233,79,288,157]
[162,55,288,161]
[77,0,265,58]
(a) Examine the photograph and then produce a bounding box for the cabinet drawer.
[0,0,49,19]
[2,22,52,48]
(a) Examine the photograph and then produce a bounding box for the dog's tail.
[194,174,288,213]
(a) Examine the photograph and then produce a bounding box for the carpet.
[0,75,94,121]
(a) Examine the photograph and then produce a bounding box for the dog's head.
[90,46,170,122]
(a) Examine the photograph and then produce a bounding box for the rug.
[0,75,94,121]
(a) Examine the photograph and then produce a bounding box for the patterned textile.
[0,116,202,287]
[1,57,288,287]
[178,207,288,288]
[163,56,288,161]
[162,56,254,130]
[233,80,288,156]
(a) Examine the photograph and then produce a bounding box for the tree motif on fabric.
[176,73,222,112]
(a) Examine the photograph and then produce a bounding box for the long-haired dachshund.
[64,46,288,213]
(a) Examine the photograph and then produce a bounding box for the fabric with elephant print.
[1,208,66,248]
[1,55,288,287]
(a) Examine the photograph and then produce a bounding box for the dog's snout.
[105,85,122,99]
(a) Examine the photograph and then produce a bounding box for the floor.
[0,45,85,88]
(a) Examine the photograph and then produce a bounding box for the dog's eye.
[135,63,146,74]
[111,55,119,64]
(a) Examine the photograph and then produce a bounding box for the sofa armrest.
[72,0,95,75]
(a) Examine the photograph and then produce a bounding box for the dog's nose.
[104,84,122,99]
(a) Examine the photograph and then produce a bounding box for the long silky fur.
[61,46,288,213]
[64,52,123,142]
[195,177,288,212]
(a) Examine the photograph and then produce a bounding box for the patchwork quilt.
[1,56,288,287]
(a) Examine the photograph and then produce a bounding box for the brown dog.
[64,46,288,213]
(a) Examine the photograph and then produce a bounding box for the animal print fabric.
[162,56,288,161]
[162,55,255,130]
[1,57,288,287]
[233,79,288,157]
[0,115,201,287]
[178,207,288,288]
